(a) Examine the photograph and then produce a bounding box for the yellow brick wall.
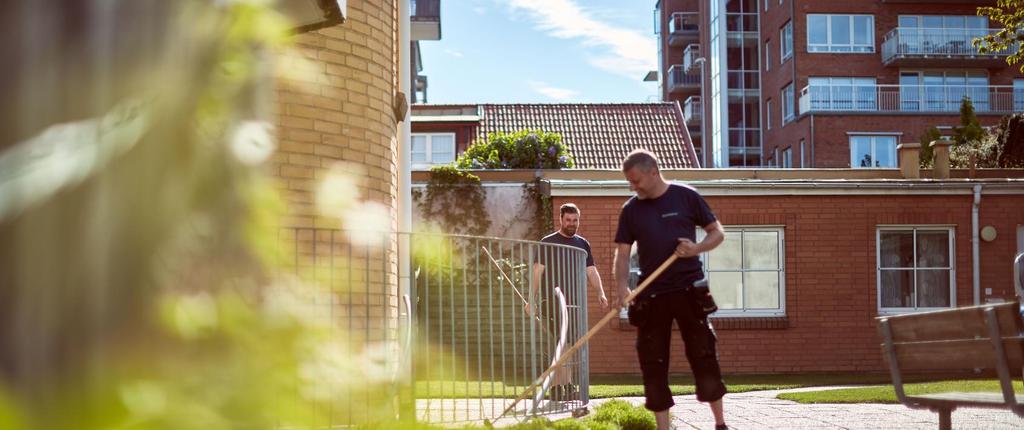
[273,0,400,231]
[271,0,402,366]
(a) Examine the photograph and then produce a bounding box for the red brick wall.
[554,191,1024,375]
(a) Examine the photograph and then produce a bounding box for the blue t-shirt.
[614,183,717,296]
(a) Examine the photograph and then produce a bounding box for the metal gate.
[410,233,591,425]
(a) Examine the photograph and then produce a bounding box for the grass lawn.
[416,373,895,399]
[778,380,1024,404]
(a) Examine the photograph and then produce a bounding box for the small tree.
[974,0,1024,73]
[952,97,986,147]
[918,126,942,168]
[456,130,574,169]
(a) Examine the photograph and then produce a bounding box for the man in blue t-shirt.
[528,203,609,400]
[612,149,729,430]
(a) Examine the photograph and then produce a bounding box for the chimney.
[897,143,921,179]
[930,140,953,179]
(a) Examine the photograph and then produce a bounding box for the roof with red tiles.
[476,103,699,169]
[412,103,700,169]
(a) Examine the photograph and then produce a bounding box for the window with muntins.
[808,14,874,53]
[878,227,955,313]
[782,84,794,122]
[699,226,786,316]
[808,77,877,111]
[411,133,456,167]
[780,21,793,61]
[850,135,897,168]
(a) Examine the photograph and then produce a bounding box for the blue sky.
[419,0,660,104]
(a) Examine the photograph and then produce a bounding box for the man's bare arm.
[586,265,608,310]
[612,243,632,309]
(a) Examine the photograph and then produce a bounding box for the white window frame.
[765,40,771,71]
[877,226,956,315]
[766,99,773,130]
[782,83,795,123]
[849,134,897,168]
[698,226,787,317]
[1014,79,1024,112]
[782,146,792,168]
[807,14,875,53]
[411,132,456,167]
[764,0,769,12]
[780,21,793,61]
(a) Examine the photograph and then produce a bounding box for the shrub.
[456,130,574,170]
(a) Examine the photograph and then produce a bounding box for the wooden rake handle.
[495,253,679,421]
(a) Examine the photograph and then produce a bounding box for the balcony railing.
[668,12,699,46]
[667,65,700,93]
[683,96,702,124]
[669,12,699,34]
[881,27,1012,63]
[799,84,1021,114]
[411,0,440,20]
[683,44,701,73]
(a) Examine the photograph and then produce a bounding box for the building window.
[808,77,877,111]
[699,226,786,316]
[766,99,772,130]
[1014,79,1024,112]
[850,135,897,168]
[780,21,793,61]
[764,0,769,11]
[782,83,794,123]
[808,14,874,53]
[411,133,456,167]
[781,146,792,168]
[899,70,989,112]
[878,227,955,313]
[765,40,771,71]
[799,139,806,167]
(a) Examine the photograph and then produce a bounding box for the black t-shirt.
[614,183,716,297]
[535,232,594,294]
[539,232,595,267]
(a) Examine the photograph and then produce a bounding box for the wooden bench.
[877,301,1024,430]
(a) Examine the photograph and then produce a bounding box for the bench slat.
[881,302,1022,343]
[909,392,1022,408]
[888,337,1024,370]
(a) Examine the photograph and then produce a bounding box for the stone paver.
[418,386,1024,428]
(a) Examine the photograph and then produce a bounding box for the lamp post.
[693,56,708,168]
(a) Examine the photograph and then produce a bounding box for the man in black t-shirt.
[612,149,730,430]
[527,203,608,400]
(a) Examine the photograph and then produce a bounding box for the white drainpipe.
[397,0,413,417]
[972,185,982,305]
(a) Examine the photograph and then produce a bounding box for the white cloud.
[506,0,656,79]
[443,49,464,58]
[527,80,579,101]
[473,6,487,15]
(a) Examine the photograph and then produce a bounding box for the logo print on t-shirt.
[661,212,678,218]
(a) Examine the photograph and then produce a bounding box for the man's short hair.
[622,149,660,173]
[559,203,580,218]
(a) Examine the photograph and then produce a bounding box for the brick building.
[426,164,1024,375]
[654,0,1024,168]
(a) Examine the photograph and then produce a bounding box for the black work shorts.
[634,289,727,412]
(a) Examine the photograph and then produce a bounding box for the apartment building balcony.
[683,96,701,134]
[799,83,1021,115]
[668,12,699,47]
[881,27,1011,67]
[667,65,700,95]
[411,0,441,40]
[683,44,702,73]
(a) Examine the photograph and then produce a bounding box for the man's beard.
[561,226,577,236]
